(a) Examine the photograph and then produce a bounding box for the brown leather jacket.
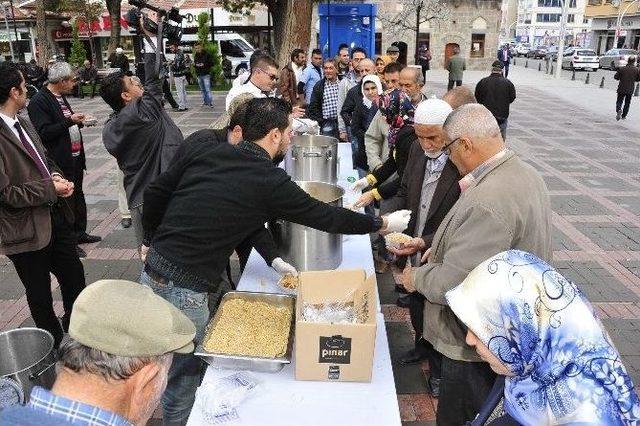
[279,62,297,105]
[0,116,65,255]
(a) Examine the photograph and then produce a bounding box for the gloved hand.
[351,177,369,192]
[272,257,298,277]
[382,210,412,234]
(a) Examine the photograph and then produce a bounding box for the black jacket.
[77,66,97,82]
[474,73,516,122]
[171,49,189,77]
[308,78,340,123]
[385,141,461,251]
[194,51,213,76]
[351,102,377,170]
[27,87,86,178]
[614,65,640,95]
[109,53,130,73]
[143,140,382,289]
[102,53,184,208]
[370,125,416,200]
[340,82,364,128]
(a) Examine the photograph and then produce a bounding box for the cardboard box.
[294,269,377,382]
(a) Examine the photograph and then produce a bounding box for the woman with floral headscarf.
[446,250,640,425]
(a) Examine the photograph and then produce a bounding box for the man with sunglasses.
[225,55,280,110]
[28,61,101,258]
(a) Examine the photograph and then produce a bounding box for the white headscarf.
[361,75,383,109]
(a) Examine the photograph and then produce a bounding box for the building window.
[583,16,589,23]
[567,14,575,23]
[536,13,562,22]
[587,0,601,4]
[537,0,562,6]
[470,34,485,58]
[418,32,430,50]
[569,0,577,7]
[375,32,382,56]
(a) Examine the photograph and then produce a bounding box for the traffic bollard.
[600,76,605,88]
[635,82,640,97]
[538,63,541,71]
[571,70,575,80]
[525,60,528,68]
[585,73,590,84]
[513,58,516,66]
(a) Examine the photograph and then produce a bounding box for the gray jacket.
[414,151,552,362]
[103,53,184,208]
[364,110,390,170]
[447,55,466,81]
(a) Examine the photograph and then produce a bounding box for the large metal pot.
[0,328,57,408]
[284,135,338,184]
[272,181,344,271]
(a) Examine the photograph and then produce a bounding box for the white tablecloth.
[186,143,401,426]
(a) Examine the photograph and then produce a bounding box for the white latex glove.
[382,210,412,234]
[139,244,149,262]
[272,257,298,277]
[351,177,369,192]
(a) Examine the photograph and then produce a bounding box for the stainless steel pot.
[272,181,344,271]
[284,135,338,184]
[0,328,57,408]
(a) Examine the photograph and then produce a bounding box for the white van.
[164,32,254,77]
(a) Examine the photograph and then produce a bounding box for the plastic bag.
[195,372,260,424]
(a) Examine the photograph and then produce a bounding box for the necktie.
[14,121,50,179]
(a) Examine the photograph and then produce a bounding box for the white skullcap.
[414,98,453,126]
[116,47,124,54]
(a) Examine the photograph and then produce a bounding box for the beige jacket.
[414,151,552,362]
[364,110,390,171]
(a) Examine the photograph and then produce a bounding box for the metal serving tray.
[195,291,296,373]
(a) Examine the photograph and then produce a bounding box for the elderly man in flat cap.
[0,280,196,426]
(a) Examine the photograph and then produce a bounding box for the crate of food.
[195,291,295,373]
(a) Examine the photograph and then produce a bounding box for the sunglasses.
[257,68,278,81]
[441,137,461,155]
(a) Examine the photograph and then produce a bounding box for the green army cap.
[69,280,196,357]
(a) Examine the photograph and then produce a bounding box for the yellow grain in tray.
[204,299,292,358]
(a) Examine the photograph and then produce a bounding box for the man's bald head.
[442,86,476,109]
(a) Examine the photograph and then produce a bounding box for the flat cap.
[492,60,504,70]
[386,45,400,53]
[69,280,197,357]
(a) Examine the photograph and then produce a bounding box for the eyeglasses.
[441,137,461,155]
[257,68,278,81]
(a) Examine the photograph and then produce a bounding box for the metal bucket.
[0,328,57,408]
[272,181,344,271]
[284,135,338,184]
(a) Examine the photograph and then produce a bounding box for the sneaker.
[616,110,622,121]
[622,116,627,120]
[78,232,102,244]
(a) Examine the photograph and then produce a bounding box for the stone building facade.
[366,0,503,70]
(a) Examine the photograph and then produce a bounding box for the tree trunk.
[271,0,313,68]
[35,0,51,66]
[106,0,121,58]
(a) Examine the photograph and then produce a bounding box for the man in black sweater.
[474,61,516,140]
[140,97,411,423]
[614,56,640,121]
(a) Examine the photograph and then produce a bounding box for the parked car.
[515,43,532,57]
[598,48,638,70]
[561,48,599,71]
[527,45,549,59]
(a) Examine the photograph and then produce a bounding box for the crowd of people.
[1,19,640,426]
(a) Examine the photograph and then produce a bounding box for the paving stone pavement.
[1,65,640,425]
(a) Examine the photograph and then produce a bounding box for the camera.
[125,0,184,43]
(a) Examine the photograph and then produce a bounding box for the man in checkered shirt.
[308,59,341,139]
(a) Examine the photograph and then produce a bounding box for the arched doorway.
[444,43,460,68]
[392,41,408,65]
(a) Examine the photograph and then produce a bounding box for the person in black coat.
[614,56,640,121]
[496,44,513,78]
[307,60,341,138]
[109,47,130,74]
[475,61,516,140]
[28,61,101,254]
[351,75,383,172]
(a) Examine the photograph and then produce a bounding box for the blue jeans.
[197,74,212,106]
[140,270,209,426]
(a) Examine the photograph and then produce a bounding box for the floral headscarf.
[378,89,415,150]
[446,250,640,426]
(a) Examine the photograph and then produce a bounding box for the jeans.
[447,80,462,90]
[320,118,339,139]
[140,269,209,426]
[436,355,496,426]
[174,75,189,109]
[617,93,633,118]
[197,74,212,106]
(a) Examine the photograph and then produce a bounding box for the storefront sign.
[52,15,134,40]
[591,16,640,30]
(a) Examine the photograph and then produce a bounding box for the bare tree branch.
[379,0,450,40]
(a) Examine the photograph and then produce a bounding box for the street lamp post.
[2,2,15,61]
[613,0,639,49]
[554,0,569,79]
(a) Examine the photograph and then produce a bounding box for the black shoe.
[76,246,87,258]
[396,294,411,308]
[78,232,101,244]
[400,348,428,365]
[428,377,441,398]
[178,107,189,112]
[395,284,408,294]
[121,218,132,228]
[616,110,622,121]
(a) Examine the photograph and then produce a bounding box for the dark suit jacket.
[385,141,461,255]
[614,65,640,95]
[0,116,64,255]
[27,87,86,178]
